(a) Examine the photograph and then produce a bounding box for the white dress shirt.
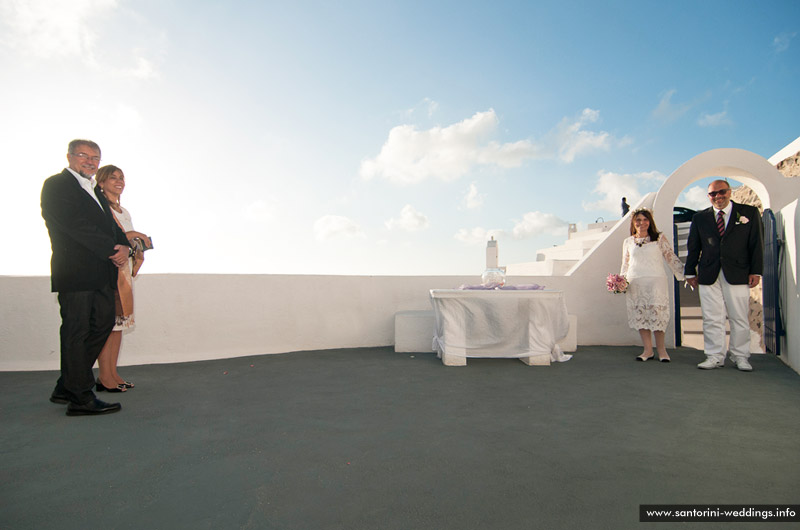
[713,202,734,231]
[66,167,103,209]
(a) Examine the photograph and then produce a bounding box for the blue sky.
[1,0,798,276]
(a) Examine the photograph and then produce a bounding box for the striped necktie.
[717,210,725,236]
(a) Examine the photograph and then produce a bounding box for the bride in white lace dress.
[620,208,685,362]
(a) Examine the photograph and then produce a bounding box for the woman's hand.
[126,231,152,249]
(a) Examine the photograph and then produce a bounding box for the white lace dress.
[620,234,685,331]
[111,205,135,331]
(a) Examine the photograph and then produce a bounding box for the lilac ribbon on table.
[457,284,545,290]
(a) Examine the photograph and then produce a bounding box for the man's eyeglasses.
[708,189,730,198]
[71,153,101,163]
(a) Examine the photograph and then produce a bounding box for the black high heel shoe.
[96,381,126,393]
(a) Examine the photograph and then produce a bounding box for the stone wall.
[776,150,800,178]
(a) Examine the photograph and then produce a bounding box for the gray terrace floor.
[1,345,799,530]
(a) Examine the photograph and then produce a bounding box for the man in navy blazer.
[684,179,763,371]
[41,139,131,415]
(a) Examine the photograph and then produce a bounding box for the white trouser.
[699,273,751,362]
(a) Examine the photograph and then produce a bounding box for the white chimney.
[486,237,498,269]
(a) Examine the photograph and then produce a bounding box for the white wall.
[779,200,799,372]
[0,274,461,370]
[0,268,634,371]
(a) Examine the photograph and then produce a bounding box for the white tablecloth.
[429,289,572,366]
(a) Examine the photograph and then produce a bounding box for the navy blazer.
[683,201,763,286]
[41,169,131,293]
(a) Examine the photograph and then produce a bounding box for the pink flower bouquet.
[606,273,628,294]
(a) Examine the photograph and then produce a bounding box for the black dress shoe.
[50,393,70,404]
[66,398,121,416]
[96,381,126,393]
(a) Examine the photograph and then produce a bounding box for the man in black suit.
[684,179,763,371]
[41,139,131,415]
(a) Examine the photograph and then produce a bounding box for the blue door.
[762,209,784,355]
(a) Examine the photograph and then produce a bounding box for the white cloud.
[0,0,117,62]
[476,138,546,167]
[119,55,158,80]
[244,199,277,222]
[652,89,691,123]
[773,31,796,53]
[698,109,732,127]
[0,0,159,79]
[511,211,569,239]
[554,108,615,163]
[360,109,522,184]
[419,97,439,118]
[385,204,430,232]
[361,108,626,184]
[313,215,366,241]
[462,182,484,209]
[583,169,666,213]
[401,97,439,120]
[113,104,144,130]
[679,185,711,210]
[424,98,439,118]
[454,227,506,245]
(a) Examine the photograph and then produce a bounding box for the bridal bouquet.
[606,273,628,294]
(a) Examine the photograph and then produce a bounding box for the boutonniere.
[735,212,749,225]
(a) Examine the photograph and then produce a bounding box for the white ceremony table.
[429,289,572,366]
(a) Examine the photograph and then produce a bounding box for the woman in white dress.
[620,208,685,362]
[95,165,151,392]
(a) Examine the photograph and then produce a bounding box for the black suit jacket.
[684,201,763,285]
[41,169,130,293]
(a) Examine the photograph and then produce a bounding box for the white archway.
[651,148,796,238]
[649,147,800,352]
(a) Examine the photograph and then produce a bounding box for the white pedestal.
[557,315,578,353]
[394,310,435,353]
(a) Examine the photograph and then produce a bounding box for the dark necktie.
[717,210,725,236]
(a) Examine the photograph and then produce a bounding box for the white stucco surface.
[2,266,613,369]
[0,274,466,370]
[778,200,800,373]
